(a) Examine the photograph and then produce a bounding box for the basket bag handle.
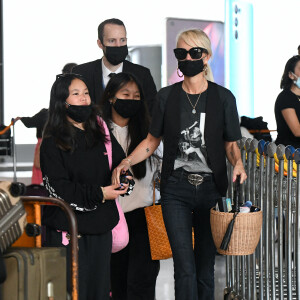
[220,175,241,251]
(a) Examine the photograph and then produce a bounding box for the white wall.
[251,0,299,138]
[3,0,300,143]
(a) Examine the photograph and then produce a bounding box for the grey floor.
[155,255,226,300]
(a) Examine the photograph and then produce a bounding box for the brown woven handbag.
[144,182,172,260]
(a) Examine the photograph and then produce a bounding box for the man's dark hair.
[280,55,300,89]
[97,18,126,43]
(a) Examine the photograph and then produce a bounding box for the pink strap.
[57,230,69,246]
[97,116,112,170]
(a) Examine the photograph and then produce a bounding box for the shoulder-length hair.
[43,73,105,151]
[100,72,151,179]
[280,55,300,89]
[176,29,214,82]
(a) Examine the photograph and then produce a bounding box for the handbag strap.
[97,116,112,170]
[152,180,156,206]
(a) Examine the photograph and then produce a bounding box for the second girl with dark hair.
[100,72,162,300]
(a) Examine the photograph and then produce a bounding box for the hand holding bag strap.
[97,116,129,253]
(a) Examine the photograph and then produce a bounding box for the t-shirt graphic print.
[174,111,212,173]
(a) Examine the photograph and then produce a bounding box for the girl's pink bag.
[98,117,129,253]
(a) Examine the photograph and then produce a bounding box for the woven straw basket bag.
[210,207,263,255]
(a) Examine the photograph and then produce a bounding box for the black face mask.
[65,103,92,123]
[104,45,128,65]
[178,59,204,77]
[112,99,141,118]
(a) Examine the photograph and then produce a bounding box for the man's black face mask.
[104,45,128,65]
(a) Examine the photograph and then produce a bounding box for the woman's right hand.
[102,182,129,200]
[112,159,131,185]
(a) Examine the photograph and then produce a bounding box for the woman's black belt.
[171,169,213,186]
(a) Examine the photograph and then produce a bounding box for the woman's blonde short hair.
[176,29,214,81]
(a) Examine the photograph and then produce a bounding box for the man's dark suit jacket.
[73,59,157,114]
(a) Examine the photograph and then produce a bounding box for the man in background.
[73,18,157,114]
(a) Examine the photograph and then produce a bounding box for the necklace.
[185,92,201,114]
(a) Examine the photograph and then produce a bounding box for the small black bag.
[240,116,272,141]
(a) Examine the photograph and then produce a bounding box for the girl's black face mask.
[112,99,141,119]
[65,103,92,123]
[178,59,205,77]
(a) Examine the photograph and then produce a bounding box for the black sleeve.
[21,108,48,129]
[149,87,171,138]
[141,68,157,116]
[276,91,296,111]
[40,137,104,212]
[222,89,242,141]
[111,133,126,170]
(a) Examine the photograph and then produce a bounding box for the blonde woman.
[112,29,247,300]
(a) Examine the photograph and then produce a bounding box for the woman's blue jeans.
[161,173,221,300]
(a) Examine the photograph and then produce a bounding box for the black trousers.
[110,208,160,300]
[161,174,220,300]
[46,227,112,300]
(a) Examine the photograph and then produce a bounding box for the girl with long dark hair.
[40,73,128,300]
[100,72,162,300]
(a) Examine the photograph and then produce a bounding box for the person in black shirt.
[275,55,300,148]
[112,29,247,300]
[14,109,48,184]
[40,73,128,300]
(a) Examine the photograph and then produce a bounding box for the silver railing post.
[240,137,247,299]
[258,139,267,299]
[285,145,295,300]
[267,142,277,299]
[276,144,285,300]
[294,148,300,298]
[250,139,259,300]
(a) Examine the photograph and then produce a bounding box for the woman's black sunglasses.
[173,47,208,60]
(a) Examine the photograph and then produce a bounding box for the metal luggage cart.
[0,120,17,182]
[0,180,79,300]
[223,137,300,300]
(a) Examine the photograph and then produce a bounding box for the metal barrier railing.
[224,137,300,300]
